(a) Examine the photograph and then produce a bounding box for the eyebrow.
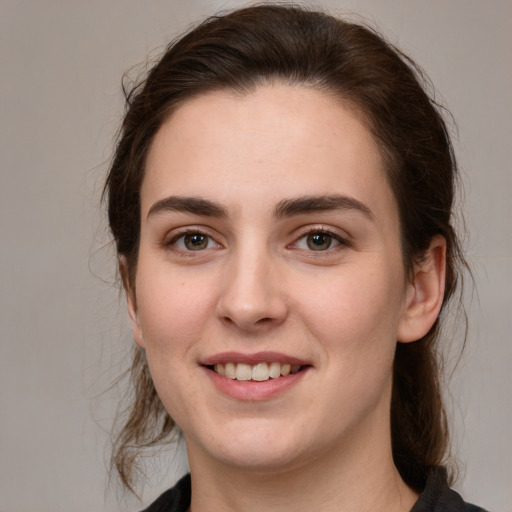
[146,194,374,221]
[147,196,228,219]
[274,194,374,220]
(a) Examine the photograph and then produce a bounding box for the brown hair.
[104,4,467,494]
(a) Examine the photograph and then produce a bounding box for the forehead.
[142,84,396,220]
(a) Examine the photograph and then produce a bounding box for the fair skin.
[125,84,446,512]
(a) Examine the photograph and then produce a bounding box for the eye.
[171,231,220,251]
[294,230,345,251]
[306,232,335,251]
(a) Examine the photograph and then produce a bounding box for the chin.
[211,443,305,473]
[187,418,313,472]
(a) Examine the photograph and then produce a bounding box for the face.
[128,84,418,473]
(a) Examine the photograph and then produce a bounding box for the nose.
[216,247,288,332]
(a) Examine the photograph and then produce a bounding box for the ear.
[119,257,145,348]
[397,235,446,343]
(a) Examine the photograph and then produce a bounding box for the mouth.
[207,362,307,382]
[201,353,311,400]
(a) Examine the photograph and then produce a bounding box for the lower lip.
[203,367,309,401]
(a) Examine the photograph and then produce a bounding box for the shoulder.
[465,506,489,512]
[140,469,490,512]
[412,467,489,512]
[140,473,191,512]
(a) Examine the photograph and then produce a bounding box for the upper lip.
[201,351,310,366]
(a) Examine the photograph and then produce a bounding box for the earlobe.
[119,257,145,348]
[397,235,446,343]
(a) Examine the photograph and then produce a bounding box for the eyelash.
[164,228,222,254]
[164,226,350,256]
[291,228,350,253]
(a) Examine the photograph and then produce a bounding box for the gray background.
[1,1,510,511]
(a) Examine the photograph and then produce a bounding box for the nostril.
[256,317,272,324]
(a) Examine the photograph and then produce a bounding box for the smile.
[202,354,311,400]
[212,362,304,381]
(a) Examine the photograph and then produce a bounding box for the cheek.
[293,259,406,407]
[135,265,219,354]
[299,263,404,421]
[134,267,219,424]
[300,262,404,343]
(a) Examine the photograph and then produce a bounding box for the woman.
[104,5,487,511]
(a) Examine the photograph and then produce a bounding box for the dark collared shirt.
[142,468,488,511]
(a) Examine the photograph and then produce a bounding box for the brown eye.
[167,230,222,254]
[184,233,209,250]
[306,233,333,251]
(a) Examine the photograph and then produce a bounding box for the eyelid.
[163,226,223,253]
[160,224,350,253]
[288,226,351,251]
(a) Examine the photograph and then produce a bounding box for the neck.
[186,400,418,512]
[189,455,415,512]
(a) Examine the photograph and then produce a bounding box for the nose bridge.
[217,235,287,330]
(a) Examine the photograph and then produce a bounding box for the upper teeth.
[214,362,302,381]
